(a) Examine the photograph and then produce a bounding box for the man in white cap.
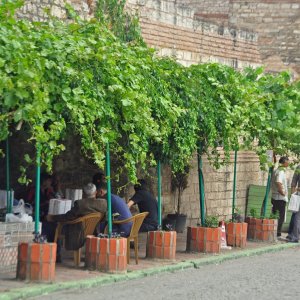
[46,183,107,261]
[48,183,106,222]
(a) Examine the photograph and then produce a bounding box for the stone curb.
[1,242,299,300]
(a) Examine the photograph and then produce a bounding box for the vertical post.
[105,143,112,237]
[262,167,273,217]
[34,145,41,234]
[197,148,205,226]
[6,138,12,213]
[232,150,238,220]
[157,160,162,228]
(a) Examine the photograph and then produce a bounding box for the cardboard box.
[48,199,72,215]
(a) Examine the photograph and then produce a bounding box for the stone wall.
[16,0,95,21]
[128,0,261,68]
[172,0,300,77]
[229,0,300,77]
[161,152,269,226]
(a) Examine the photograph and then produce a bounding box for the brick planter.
[226,222,248,248]
[245,217,277,242]
[17,242,56,282]
[186,226,221,253]
[146,231,176,260]
[85,236,127,273]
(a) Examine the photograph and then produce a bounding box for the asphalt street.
[33,247,300,300]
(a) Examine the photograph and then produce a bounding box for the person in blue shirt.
[97,182,132,237]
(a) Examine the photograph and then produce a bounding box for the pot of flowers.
[85,233,127,274]
[245,208,278,242]
[17,234,57,282]
[146,224,177,260]
[186,215,221,254]
[226,208,248,248]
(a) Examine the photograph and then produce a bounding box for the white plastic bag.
[12,199,26,214]
[5,213,22,222]
[5,212,33,223]
[18,213,33,223]
[288,193,300,212]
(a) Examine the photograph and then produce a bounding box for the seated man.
[97,182,132,237]
[46,183,106,260]
[127,179,158,232]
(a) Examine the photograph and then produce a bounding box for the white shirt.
[271,168,288,202]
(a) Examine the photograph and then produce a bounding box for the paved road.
[34,248,300,300]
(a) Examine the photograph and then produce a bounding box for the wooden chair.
[54,212,103,267]
[112,212,149,264]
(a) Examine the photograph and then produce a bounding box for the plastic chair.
[112,212,149,264]
[54,212,103,267]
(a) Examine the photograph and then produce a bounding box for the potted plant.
[245,208,278,242]
[226,208,248,248]
[17,234,57,282]
[164,167,189,233]
[186,215,221,254]
[146,224,177,260]
[85,233,127,273]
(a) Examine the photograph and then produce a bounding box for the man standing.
[97,182,132,237]
[287,165,300,242]
[291,165,300,194]
[127,179,158,232]
[271,156,290,237]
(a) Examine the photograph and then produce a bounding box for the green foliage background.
[0,0,299,184]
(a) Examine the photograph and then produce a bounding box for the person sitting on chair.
[97,182,132,237]
[127,179,158,232]
[46,183,107,260]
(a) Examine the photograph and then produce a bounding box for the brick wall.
[229,0,300,77]
[128,0,261,68]
[173,0,300,77]
[0,222,37,273]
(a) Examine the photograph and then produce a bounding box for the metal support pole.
[232,150,238,220]
[34,145,41,234]
[197,149,205,226]
[105,143,112,237]
[157,160,162,228]
[262,167,273,217]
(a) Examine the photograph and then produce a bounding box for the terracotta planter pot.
[186,226,221,254]
[17,242,56,282]
[85,236,127,273]
[146,231,176,260]
[245,217,277,242]
[226,222,248,248]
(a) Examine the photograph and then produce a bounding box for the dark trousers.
[288,213,296,235]
[42,221,61,255]
[271,199,286,235]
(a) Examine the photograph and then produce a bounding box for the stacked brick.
[17,242,56,281]
[146,231,177,260]
[186,226,221,253]
[85,236,127,273]
[245,217,278,242]
[226,222,248,248]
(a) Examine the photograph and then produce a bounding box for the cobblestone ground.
[33,247,300,300]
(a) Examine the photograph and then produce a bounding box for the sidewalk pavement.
[1,232,299,300]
